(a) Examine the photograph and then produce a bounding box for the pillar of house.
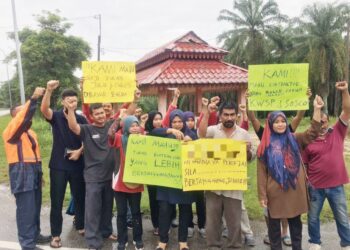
[195,87,203,115]
[158,87,167,116]
[237,87,246,106]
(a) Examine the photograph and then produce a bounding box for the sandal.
[108,233,118,241]
[282,235,292,246]
[156,243,166,250]
[50,237,62,248]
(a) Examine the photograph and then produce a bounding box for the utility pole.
[11,0,25,104]
[95,14,101,61]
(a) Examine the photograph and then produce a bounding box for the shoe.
[117,243,128,250]
[198,228,206,239]
[245,235,256,246]
[133,241,144,250]
[222,228,228,238]
[341,247,350,250]
[127,221,133,229]
[187,227,194,238]
[171,219,178,228]
[309,243,321,250]
[36,234,51,244]
[282,235,292,246]
[263,234,270,245]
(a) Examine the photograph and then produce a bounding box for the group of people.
[2,78,350,250]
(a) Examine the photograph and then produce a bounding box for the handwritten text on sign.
[82,61,136,103]
[182,139,247,191]
[248,64,309,110]
[123,135,183,189]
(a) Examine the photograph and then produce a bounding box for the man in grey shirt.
[66,102,117,249]
[198,99,254,250]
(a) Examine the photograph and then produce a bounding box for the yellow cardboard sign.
[123,135,183,189]
[182,139,247,191]
[82,61,136,103]
[248,64,309,110]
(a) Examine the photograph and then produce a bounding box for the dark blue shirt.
[47,110,87,172]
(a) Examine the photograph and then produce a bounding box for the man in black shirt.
[41,80,87,248]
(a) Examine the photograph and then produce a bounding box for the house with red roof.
[136,31,248,115]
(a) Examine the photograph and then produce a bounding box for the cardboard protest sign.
[248,64,309,110]
[123,135,183,189]
[181,139,247,191]
[82,61,136,103]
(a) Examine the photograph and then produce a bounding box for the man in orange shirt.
[2,87,50,250]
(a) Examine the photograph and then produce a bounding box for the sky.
[0,0,332,84]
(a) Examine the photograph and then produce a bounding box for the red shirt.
[110,133,144,193]
[303,119,349,189]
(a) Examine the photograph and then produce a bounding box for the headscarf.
[257,111,301,191]
[145,110,163,132]
[183,111,195,122]
[169,109,196,140]
[121,115,139,153]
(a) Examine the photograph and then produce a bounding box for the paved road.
[0,185,345,250]
[0,109,9,117]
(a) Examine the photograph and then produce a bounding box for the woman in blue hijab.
[152,109,196,250]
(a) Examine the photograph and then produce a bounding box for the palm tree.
[292,3,349,114]
[217,0,288,66]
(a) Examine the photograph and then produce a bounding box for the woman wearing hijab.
[257,95,324,250]
[144,111,164,236]
[109,115,144,250]
[183,111,206,238]
[151,109,196,250]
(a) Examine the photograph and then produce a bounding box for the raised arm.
[337,81,350,122]
[295,95,323,147]
[290,88,312,131]
[6,87,45,144]
[126,89,142,115]
[162,88,180,127]
[198,98,210,138]
[246,91,261,133]
[65,99,81,135]
[40,80,59,120]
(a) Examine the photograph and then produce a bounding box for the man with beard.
[198,99,254,250]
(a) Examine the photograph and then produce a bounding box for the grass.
[0,114,349,222]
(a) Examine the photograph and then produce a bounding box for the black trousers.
[85,181,114,249]
[189,191,206,229]
[147,185,159,228]
[50,169,85,236]
[268,213,302,250]
[115,191,142,245]
[159,201,192,243]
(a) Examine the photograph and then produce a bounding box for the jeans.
[308,185,350,247]
[50,169,85,236]
[158,201,191,243]
[114,191,143,246]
